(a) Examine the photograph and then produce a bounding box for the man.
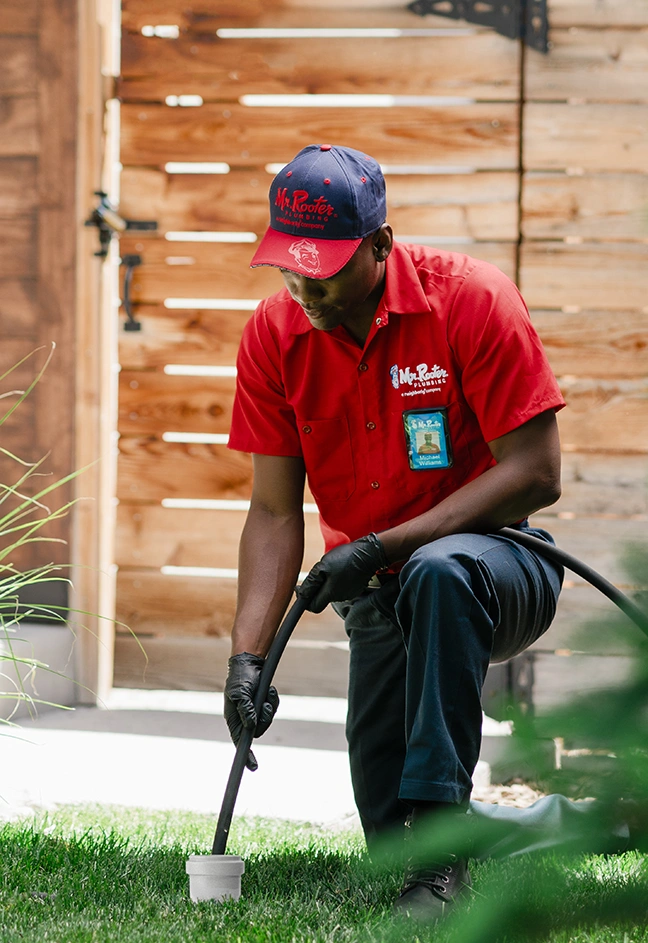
[224,144,565,920]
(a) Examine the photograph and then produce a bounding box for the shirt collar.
[287,241,432,335]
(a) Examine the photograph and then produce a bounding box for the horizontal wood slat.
[120,0,472,31]
[520,243,648,310]
[522,173,648,241]
[0,96,38,156]
[556,453,648,517]
[524,104,648,171]
[119,32,519,102]
[531,309,648,379]
[557,378,648,454]
[115,571,343,640]
[117,435,648,508]
[532,652,635,716]
[0,157,38,217]
[117,370,648,451]
[0,279,38,332]
[116,505,324,569]
[118,370,235,436]
[0,38,37,94]
[120,102,519,169]
[530,585,646,655]
[121,238,517,303]
[120,0,648,30]
[549,0,648,28]
[529,515,648,586]
[117,439,253,502]
[526,29,648,102]
[114,574,645,657]
[120,168,520,241]
[0,0,38,34]
[123,239,283,302]
[113,633,351,696]
[117,306,648,379]
[0,216,36,277]
[119,305,248,368]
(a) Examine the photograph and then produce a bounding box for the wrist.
[366,532,389,571]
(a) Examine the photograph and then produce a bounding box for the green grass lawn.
[1,804,647,943]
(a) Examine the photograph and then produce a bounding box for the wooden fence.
[114,0,648,708]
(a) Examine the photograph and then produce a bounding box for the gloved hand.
[297,533,389,613]
[224,652,279,772]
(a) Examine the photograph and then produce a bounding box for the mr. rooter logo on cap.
[274,187,337,229]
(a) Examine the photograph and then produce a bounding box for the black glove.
[224,652,279,772]
[297,533,389,613]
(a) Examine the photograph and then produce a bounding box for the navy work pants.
[334,523,564,845]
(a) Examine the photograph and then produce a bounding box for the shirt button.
[371,480,380,489]
[302,425,312,434]
[375,317,382,325]
[366,421,376,431]
[358,362,368,372]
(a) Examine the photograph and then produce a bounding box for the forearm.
[231,503,305,657]
[379,453,560,566]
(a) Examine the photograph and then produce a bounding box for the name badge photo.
[402,408,453,471]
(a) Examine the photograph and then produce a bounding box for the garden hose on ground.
[211,529,647,855]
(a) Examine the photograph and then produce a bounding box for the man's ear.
[373,224,393,263]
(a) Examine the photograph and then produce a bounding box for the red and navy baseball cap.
[250,144,386,279]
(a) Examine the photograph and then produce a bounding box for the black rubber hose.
[212,596,308,855]
[499,526,648,638]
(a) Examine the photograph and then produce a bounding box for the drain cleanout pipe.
[212,596,309,856]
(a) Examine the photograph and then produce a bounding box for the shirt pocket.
[297,416,356,501]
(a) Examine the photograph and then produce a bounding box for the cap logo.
[275,187,336,219]
[288,239,321,275]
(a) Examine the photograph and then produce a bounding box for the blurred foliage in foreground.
[382,543,648,941]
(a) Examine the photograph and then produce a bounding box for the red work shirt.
[228,243,565,551]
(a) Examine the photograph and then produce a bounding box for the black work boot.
[393,806,472,923]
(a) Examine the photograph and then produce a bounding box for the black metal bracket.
[84,191,158,259]
[408,0,549,53]
[120,254,143,331]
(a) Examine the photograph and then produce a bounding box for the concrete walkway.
[0,689,499,823]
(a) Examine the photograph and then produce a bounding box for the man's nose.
[292,276,324,306]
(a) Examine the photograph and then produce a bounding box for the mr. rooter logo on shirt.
[390,362,449,398]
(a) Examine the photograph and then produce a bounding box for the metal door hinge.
[408,0,549,53]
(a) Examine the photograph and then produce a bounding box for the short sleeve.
[228,302,302,456]
[448,262,565,442]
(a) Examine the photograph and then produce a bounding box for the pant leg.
[339,524,562,841]
[396,526,563,807]
[336,581,408,844]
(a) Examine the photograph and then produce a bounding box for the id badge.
[402,408,453,471]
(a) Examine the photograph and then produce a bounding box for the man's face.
[279,229,391,334]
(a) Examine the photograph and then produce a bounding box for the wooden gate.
[113,0,647,703]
